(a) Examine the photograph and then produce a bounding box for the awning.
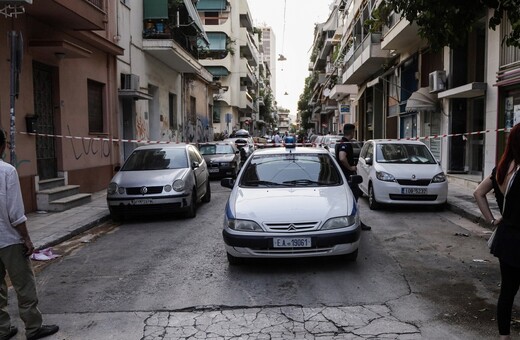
[438,82,486,99]
[183,0,209,44]
[205,66,229,77]
[405,87,438,112]
[118,90,153,101]
[196,0,227,11]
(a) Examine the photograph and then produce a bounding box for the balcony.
[381,11,422,52]
[143,39,210,80]
[25,0,106,30]
[240,59,257,86]
[239,0,253,30]
[342,33,392,85]
[239,87,255,112]
[329,84,357,101]
[318,31,335,61]
[239,28,259,66]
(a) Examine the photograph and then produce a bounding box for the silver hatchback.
[106,144,211,220]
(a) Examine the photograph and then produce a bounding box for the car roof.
[368,139,427,145]
[133,143,190,150]
[252,146,330,156]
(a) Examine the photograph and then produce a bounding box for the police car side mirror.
[350,175,363,185]
[221,178,235,189]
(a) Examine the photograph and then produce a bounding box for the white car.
[220,143,362,264]
[357,140,448,210]
[106,144,211,220]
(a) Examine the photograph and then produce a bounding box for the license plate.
[209,168,219,173]
[401,188,427,194]
[273,237,311,248]
[133,199,153,205]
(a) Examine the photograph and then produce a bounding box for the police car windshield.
[240,153,342,187]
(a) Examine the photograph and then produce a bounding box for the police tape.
[19,127,511,147]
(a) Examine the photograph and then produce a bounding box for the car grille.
[389,194,438,201]
[264,221,319,232]
[125,186,164,195]
[396,179,431,186]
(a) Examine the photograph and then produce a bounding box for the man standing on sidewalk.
[335,124,371,231]
[0,129,59,340]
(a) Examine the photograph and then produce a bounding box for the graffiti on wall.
[67,125,111,160]
[179,115,213,143]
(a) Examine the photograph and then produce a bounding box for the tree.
[375,0,520,51]
[298,75,314,131]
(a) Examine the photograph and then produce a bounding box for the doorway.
[32,62,57,180]
[468,97,485,175]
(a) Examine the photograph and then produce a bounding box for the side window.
[366,143,374,160]
[189,146,203,163]
[359,143,368,159]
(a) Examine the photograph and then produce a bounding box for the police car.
[220,138,362,264]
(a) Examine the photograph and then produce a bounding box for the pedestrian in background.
[335,124,371,231]
[474,124,520,340]
[0,129,59,340]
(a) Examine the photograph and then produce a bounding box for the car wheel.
[368,184,380,210]
[227,252,244,265]
[202,180,211,203]
[110,212,123,222]
[185,188,197,218]
[433,201,447,211]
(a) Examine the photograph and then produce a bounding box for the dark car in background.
[224,137,255,163]
[199,142,241,178]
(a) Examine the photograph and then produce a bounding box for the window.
[169,93,177,130]
[205,12,219,25]
[87,79,105,133]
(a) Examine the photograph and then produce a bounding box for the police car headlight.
[173,179,185,192]
[376,171,396,182]
[227,219,264,232]
[107,182,118,195]
[321,216,357,230]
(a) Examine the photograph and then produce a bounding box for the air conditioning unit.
[429,70,446,93]
[121,73,139,91]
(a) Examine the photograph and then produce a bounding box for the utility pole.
[9,31,22,166]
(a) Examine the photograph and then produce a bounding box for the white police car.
[220,138,362,264]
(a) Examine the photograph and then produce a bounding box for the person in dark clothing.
[335,124,371,231]
[474,123,520,339]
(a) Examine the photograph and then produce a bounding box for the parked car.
[106,144,211,220]
[224,137,255,162]
[220,144,363,264]
[357,140,448,210]
[199,142,241,178]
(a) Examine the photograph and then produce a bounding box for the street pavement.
[26,178,500,251]
[20,179,501,339]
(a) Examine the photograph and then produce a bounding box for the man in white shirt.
[0,129,58,340]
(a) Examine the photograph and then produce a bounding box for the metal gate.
[32,62,57,180]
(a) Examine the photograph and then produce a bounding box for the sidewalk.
[25,179,500,251]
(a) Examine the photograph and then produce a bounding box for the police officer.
[335,124,371,231]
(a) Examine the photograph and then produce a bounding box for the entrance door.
[32,62,57,180]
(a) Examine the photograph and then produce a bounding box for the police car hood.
[230,186,355,222]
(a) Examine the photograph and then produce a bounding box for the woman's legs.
[498,259,520,336]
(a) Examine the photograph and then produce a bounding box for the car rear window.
[376,144,436,164]
[199,144,234,155]
[239,153,342,187]
[121,148,188,170]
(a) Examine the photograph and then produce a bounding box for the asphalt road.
[8,181,512,339]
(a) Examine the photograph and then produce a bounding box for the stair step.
[38,177,66,191]
[37,185,81,210]
[47,193,92,212]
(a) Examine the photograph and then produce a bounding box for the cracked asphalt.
[143,306,420,339]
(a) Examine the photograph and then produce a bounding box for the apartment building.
[311,0,520,180]
[196,0,260,136]
[117,0,216,160]
[0,0,123,212]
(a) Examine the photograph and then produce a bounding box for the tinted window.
[122,148,188,170]
[376,144,436,164]
[240,153,342,187]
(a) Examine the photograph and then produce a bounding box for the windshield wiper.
[282,179,323,186]
[242,180,281,187]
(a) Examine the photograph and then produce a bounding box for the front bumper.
[373,181,448,205]
[223,227,361,258]
[107,194,190,216]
